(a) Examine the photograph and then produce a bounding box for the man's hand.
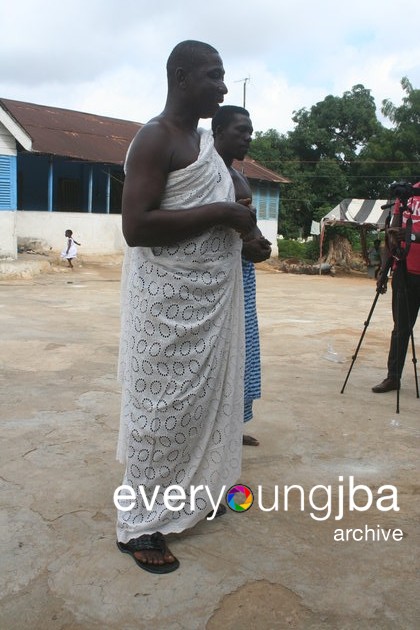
[242,237,272,262]
[376,273,388,294]
[226,200,256,237]
[387,227,407,248]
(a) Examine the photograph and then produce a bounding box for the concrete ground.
[0,258,419,630]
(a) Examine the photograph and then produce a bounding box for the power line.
[248,158,420,165]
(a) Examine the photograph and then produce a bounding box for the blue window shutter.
[268,186,279,220]
[0,155,17,210]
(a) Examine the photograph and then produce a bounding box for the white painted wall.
[258,219,278,256]
[16,211,125,255]
[0,212,17,258]
[3,211,278,260]
[0,121,17,155]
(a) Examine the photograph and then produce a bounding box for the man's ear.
[175,67,187,88]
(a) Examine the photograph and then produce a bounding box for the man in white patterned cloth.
[115,40,256,573]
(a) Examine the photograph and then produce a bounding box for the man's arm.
[231,173,272,263]
[122,125,256,247]
[240,210,272,264]
[386,205,404,248]
[376,208,401,293]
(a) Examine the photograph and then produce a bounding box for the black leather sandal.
[117,532,179,574]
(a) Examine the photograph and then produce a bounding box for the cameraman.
[372,182,420,393]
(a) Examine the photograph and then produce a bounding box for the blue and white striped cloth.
[242,258,261,422]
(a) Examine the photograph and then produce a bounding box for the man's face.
[221,113,253,160]
[187,52,228,119]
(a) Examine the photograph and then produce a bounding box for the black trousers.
[387,266,420,380]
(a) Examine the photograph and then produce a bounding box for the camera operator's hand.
[376,273,388,294]
[387,227,407,244]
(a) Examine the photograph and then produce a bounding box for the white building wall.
[16,211,125,255]
[258,219,278,256]
[0,212,17,258]
[0,121,16,155]
[5,211,277,259]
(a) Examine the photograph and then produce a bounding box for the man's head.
[212,105,253,162]
[166,40,227,119]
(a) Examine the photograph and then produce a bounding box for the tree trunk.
[360,228,369,265]
[325,235,353,267]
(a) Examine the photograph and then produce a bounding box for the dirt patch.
[207,580,317,629]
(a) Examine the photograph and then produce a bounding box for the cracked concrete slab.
[0,261,419,629]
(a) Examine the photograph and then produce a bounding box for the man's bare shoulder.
[132,115,173,150]
[127,114,201,174]
[125,115,174,173]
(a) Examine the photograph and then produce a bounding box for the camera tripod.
[341,183,419,413]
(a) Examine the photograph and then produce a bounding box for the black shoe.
[372,378,399,393]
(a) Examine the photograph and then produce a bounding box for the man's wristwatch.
[411,233,417,242]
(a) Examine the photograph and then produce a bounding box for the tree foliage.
[249,78,420,244]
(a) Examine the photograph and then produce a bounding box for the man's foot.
[117,532,179,574]
[372,377,399,393]
[215,504,226,517]
[206,503,226,519]
[243,434,260,446]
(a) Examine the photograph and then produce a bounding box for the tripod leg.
[402,273,420,399]
[409,329,419,398]
[341,290,381,394]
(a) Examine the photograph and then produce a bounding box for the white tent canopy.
[321,198,391,229]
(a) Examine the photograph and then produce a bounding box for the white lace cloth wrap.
[116,129,244,539]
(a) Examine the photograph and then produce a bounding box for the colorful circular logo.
[226,484,254,512]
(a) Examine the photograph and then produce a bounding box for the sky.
[1,0,419,135]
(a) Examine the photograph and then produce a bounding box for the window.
[57,178,81,211]
[251,182,279,221]
[0,155,17,210]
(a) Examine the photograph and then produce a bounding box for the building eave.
[0,103,32,151]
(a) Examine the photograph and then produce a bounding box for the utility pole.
[235,76,250,108]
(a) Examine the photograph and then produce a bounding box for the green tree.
[352,78,420,199]
[248,128,285,173]
[250,79,419,253]
[381,77,420,180]
[249,129,313,238]
[290,85,379,163]
[251,84,380,239]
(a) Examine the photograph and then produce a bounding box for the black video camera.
[389,181,418,202]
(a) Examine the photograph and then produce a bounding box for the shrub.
[277,238,322,262]
[277,239,306,259]
[304,239,320,261]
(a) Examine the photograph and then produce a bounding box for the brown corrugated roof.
[0,98,290,182]
[0,98,141,165]
[233,156,290,183]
